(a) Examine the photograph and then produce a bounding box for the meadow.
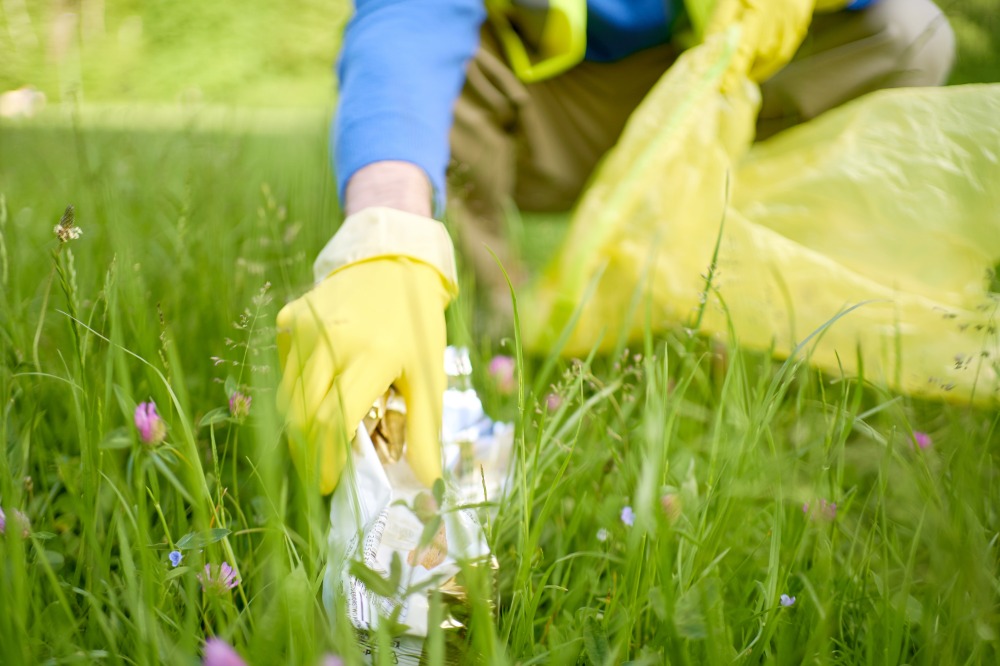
[2,2,1000,665]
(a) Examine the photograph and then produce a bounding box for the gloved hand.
[276,208,458,494]
[704,0,815,82]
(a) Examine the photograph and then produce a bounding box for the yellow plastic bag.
[523,26,1000,403]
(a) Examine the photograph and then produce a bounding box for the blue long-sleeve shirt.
[333,0,874,213]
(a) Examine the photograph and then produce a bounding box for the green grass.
[2,0,1000,661]
[1,113,999,665]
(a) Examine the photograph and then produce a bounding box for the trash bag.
[523,25,1000,403]
[323,351,512,663]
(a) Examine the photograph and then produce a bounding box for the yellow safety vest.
[484,0,588,83]
[487,0,852,83]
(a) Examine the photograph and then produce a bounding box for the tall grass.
[1,111,998,665]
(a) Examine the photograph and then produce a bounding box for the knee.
[873,0,956,86]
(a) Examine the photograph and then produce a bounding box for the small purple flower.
[804,499,837,522]
[660,493,681,523]
[198,562,240,593]
[168,550,183,568]
[820,500,837,521]
[229,391,252,420]
[203,638,249,666]
[488,355,516,395]
[0,506,31,537]
[780,594,796,607]
[544,392,563,412]
[912,431,932,450]
[319,656,345,666]
[620,506,635,527]
[596,528,609,542]
[134,401,166,445]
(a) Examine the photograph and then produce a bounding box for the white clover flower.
[53,223,82,241]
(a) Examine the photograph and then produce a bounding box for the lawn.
[2,2,1000,665]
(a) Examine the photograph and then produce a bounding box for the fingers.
[274,258,453,494]
[332,358,401,440]
[310,358,399,493]
[397,349,446,488]
[277,342,341,492]
[277,341,335,421]
[303,350,339,432]
[276,343,303,416]
[400,382,444,488]
[276,300,320,369]
[307,415,350,496]
[276,304,295,369]
[278,343,446,491]
[276,299,321,413]
[276,292,339,422]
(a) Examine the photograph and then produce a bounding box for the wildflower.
[620,506,635,527]
[596,528,609,542]
[229,391,252,420]
[487,355,516,395]
[53,224,82,242]
[320,655,345,666]
[820,500,837,521]
[0,506,31,537]
[134,401,166,445]
[53,205,82,243]
[803,499,837,522]
[660,493,681,523]
[544,392,563,412]
[912,431,932,450]
[198,562,240,593]
[203,638,249,666]
[780,594,796,607]
[168,550,183,568]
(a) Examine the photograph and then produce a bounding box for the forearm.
[344,161,433,218]
[333,0,483,214]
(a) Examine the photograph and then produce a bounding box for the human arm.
[334,0,484,214]
[276,211,457,493]
[343,161,433,218]
[278,1,482,494]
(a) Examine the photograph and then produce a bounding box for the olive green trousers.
[446,0,955,302]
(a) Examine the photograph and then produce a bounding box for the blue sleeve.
[333,0,485,215]
[845,0,879,9]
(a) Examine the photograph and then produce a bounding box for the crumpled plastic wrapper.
[324,348,514,664]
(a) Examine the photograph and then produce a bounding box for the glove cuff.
[314,207,459,298]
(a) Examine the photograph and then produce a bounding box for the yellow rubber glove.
[705,0,814,82]
[276,208,457,495]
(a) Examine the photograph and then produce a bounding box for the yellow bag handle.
[683,0,851,40]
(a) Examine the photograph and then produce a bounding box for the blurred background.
[1,0,998,113]
[0,0,350,111]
